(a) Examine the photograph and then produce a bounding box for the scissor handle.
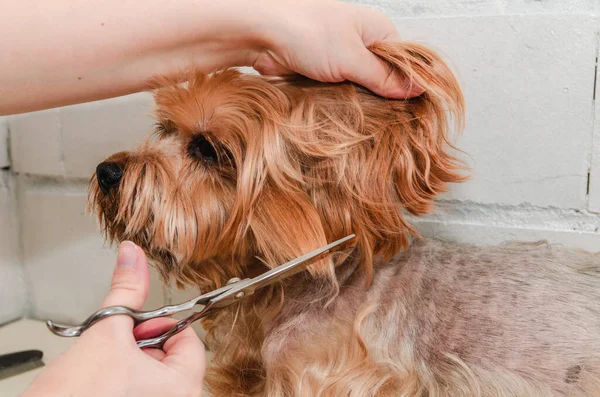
[46,280,243,338]
[135,304,216,349]
[46,300,196,338]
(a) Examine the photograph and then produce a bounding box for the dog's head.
[88,42,466,290]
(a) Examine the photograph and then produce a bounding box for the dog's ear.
[369,41,464,118]
[367,41,467,216]
[247,186,335,281]
[281,41,468,283]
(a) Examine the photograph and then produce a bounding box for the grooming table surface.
[0,319,75,396]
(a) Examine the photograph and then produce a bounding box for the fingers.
[134,317,206,380]
[344,6,423,98]
[133,317,176,340]
[95,241,150,333]
[134,318,178,361]
[162,325,206,380]
[250,36,422,99]
[253,45,422,99]
[342,45,424,99]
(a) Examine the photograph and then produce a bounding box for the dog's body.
[89,41,600,395]
[205,239,600,396]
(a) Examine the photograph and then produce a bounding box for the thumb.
[97,241,150,331]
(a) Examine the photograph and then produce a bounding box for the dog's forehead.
[153,70,273,135]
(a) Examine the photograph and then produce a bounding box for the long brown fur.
[88,41,600,396]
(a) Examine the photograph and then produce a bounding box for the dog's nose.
[96,162,123,194]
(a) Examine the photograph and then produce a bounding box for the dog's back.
[384,239,600,394]
[266,239,600,396]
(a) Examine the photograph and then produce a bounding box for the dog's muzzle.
[96,161,123,194]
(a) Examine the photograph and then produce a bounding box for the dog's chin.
[105,224,181,282]
[89,188,226,289]
[142,246,179,280]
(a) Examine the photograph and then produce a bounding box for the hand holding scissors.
[47,235,355,349]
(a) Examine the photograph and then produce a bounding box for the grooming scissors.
[46,234,355,349]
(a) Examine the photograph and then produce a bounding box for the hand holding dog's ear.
[21,242,206,397]
[249,0,423,99]
[2,0,416,115]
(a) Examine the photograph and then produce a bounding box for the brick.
[504,0,599,15]
[350,0,600,17]
[59,93,155,179]
[587,37,600,213]
[20,185,165,324]
[0,172,26,325]
[348,0,504,18]
[414,220,600,253]
[395,15,598,208]
[409,200,600,252]
[0,117,8,168]
[8,109,63,176]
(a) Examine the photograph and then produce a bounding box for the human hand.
[249,0,422,99]
[21,242,206,397]
[2,0,417,115]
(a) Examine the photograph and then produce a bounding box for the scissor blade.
[251,234,355,289]
[209,234,355,309]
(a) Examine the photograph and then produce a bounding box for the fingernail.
[117,241,138,269]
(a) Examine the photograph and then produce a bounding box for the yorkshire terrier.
[89,41,600,396]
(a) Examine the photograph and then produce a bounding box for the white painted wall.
[7,99,166,325]
[1,1,600,324]
[0,116,26,325]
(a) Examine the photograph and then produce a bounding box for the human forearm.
[1,0,269,115]
[2,0,417,116]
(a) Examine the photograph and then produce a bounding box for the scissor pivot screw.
[235,292,245,299]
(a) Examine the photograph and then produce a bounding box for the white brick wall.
[397,15,598,209]
[0,117,26,325]
[59,94,155,178]
[0,171,26,325]
[15,180,167,324]
[350,0,600,17]
[0,118,9,168]
[588,54,600,212]
[10,109,64,176]
[9,94,155,178]
[5,94,167,324]
[1,3,600,325]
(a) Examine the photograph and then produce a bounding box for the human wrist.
[183,0,308,56]
[139,0,285,76]
[177,0,279,54]
[239,0,301,50]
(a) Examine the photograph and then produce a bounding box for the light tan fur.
[88,41,600,396]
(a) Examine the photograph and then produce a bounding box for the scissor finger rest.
[136,306,215,349]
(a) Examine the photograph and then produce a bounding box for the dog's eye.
[188,135,219,162]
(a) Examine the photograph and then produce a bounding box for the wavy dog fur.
[88,41,600,396]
